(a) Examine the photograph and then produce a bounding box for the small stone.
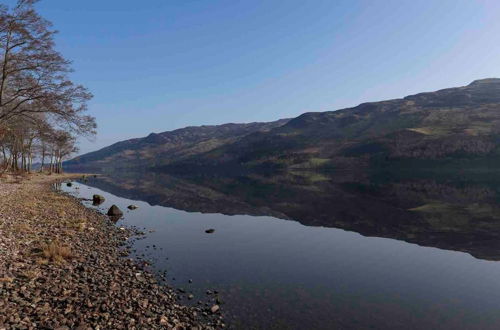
[205,229,215,234]
[127,205,138,210]
[188,294,194,300]
[210,305,220,314]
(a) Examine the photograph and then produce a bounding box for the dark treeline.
[0,0,95,173]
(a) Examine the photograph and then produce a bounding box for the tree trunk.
[40,145,46,172]
[49,152,54,173]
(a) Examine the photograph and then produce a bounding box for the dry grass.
[41,241,73,263]
[12,222,31,234]
[407,127,452,136]
[1,172,90,266]
[68,220,87,232]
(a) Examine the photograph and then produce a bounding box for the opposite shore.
[0,173,222,329]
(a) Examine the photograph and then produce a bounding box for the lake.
[62,169,500,329]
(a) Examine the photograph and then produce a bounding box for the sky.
[10,0,500,154]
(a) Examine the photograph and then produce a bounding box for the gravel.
[0,173,223,329]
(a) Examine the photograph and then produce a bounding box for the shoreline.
[0,173,221,329]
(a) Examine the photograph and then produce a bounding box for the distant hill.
[67,78,500,172]
[65,119,290,170]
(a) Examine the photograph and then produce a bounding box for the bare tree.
[0,0,95,133]
[0,0,96,174]
[48,130,77,173]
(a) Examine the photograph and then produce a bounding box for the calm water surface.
[62,170,500,329]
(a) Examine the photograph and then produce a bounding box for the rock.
[107,205,123,217]
[108,215,121,223]
[210,305,220,314]
[66,182,72,187]
[92,194,105,205]
[127,205,138,210]
[30,247,43,254]
[205,229,215,234]
[188,294,194,300]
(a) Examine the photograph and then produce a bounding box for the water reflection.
[62,169,500,329]
[78,169,500,261]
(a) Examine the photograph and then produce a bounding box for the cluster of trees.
[0,0,95,173]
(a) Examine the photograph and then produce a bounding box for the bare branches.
[0,0,95,173]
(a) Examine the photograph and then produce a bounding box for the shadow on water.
[63,168,500,329]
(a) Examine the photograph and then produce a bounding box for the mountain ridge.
[67,78,500,172]
[66,119,291,169]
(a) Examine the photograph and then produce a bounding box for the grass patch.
[407,127,451,136]
[409,202,451,212]
[40,241,73,263]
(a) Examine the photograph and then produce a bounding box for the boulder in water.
[107,205,123,217]
[92,194,105,205]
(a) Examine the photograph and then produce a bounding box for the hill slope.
[163,78,500,171]
[68,78,500,172]
[65,119,290,170]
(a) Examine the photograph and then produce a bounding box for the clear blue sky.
[15,0,500,154]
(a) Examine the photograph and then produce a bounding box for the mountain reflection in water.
[78,169,500,261]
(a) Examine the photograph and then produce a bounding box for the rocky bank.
[0,173,221,329]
